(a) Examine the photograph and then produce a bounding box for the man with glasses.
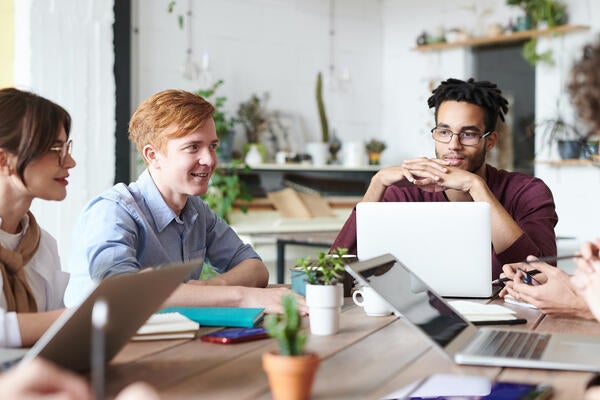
[332,78,558,279]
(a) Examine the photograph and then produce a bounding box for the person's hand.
[498,257,549,298]
[239,287,307,315]
[502,257,591,318]
[115,382,161,400]
[402,158,481,193]
[0,357,93,400]
[571,240,600,321]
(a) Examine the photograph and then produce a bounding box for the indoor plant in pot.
[536,114,585,160]
[365,139,387,165]
[306,71,330,166]
[237,92,270,164]
[262,294,320,400]
[297,247,347,335]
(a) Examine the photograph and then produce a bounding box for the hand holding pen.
[493,254,582,286]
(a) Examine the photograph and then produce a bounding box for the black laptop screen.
[355,259,469,348]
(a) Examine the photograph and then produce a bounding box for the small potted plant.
[536,114,585,160]
[297,247,347,335]
[365,139,387,165]
[262,294,320,400]
[237,92,270,163]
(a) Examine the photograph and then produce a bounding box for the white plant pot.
[305,142,328,166]
[305,284,342,336]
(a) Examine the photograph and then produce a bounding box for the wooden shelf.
[535,159,599,166]
[413,24,589,52]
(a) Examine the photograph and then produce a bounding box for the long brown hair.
[0,88,71,184]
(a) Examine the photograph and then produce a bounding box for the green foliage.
[196,80,237,140]
[506,0,568,66]
[237,93,269,143]
[365,139,387,153]
[522,39,554,66]
[297,247,347,286]
[166,1,184,30]
[201,160,252,223]
[264,294,308,356]
[316,72,329,143]
[506,0,567,27]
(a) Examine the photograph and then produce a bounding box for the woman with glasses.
[0,88,75,347]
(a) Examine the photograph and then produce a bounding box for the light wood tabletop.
[105,299,600,399]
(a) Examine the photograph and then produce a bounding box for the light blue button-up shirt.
[64,169,260,307]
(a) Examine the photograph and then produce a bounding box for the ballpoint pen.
[491,254,581,285]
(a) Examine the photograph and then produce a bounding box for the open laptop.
[0,260,198,372]
[356,202,492,298]
[346,254,600,372]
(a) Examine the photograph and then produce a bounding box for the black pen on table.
[492,254,582,285]
[92,298,108,400]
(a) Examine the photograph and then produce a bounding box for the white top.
[0,215,69,347]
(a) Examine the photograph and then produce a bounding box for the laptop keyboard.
[472,330,550,360]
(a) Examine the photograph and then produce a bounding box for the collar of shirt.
[137,169,198,233]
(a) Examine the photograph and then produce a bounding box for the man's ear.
[142,144,160,168]
[485,131,498,152]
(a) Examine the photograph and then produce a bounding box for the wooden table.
[106,299,600,399]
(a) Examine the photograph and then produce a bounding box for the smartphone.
[200,327,269,344]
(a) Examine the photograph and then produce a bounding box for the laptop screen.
[348,256,470,348]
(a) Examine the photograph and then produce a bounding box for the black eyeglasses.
[431,127,492,146]
[49,139,73,167]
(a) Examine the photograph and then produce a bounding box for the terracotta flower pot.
[262,351,320,400]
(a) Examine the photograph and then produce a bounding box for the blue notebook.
[158,307,265,328]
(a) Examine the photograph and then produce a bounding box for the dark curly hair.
[568,39,600,133]
[427,78,509,132]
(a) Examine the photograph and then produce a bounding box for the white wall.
[133,0,382,169]
[13,0,116,263]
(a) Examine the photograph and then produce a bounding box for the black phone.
[200,327,269,344]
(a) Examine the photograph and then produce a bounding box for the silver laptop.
[346,254,600,372]
[356,202,492,298]
[0,260,198,372]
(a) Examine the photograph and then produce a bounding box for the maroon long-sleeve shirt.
[331,164,558,279]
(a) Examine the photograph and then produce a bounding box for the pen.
[92,298,108,400]
[492,254,582,285]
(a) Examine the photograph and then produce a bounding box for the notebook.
[158,307,265,328]
[345,254,600,372]
[356,202,493,298]
[133,312,200,341]
[7,260,199,372]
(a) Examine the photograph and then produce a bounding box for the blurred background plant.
[201,160,252,224]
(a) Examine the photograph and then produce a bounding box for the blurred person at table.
[64,89,305,314]
[501,38,600,320]
[0,88,76,347]
[0,357,160,400]
[331,78,558,279]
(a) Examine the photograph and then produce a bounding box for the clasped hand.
[376,158,476,193]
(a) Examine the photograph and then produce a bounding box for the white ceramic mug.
[352,287,393,316]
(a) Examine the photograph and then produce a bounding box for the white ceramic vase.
[244,143,263,166]
[305,284,342,336]
[305,142,329,166]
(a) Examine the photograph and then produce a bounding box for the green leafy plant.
[297,247,347,286]
[196,80,237,140]
[316,72,330,143]
[365,139,387,154]
[264,294,308,356]
[201,160,252,223]
[506,0,568,65]
[237,93,270,143]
